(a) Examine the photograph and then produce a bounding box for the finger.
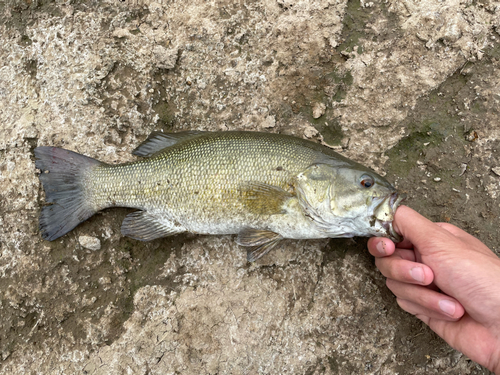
[367,237,395,257]
[367,238,417,259]
[376,257,434,285]
[417,312,500,364]
[387,279,465,320]
[394,238,414,250]
[396,298,463,322]
[393,206,456,256]
[414,313,430,325]
[393,248,416,262]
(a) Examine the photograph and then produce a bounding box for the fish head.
[295,164,405,241]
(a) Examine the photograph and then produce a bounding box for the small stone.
[433,177,441,182]
[459,163,467,176]
[98,276,111,285]
[312,102,326,119]
[112,28,131,38]
[262,115,276,128]
[303,125,318,138]
[465,131,478,142]
[492,167,500,177]
[153,45,178,70]
[79,236,101,251]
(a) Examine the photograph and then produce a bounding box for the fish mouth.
[374,191,406,242]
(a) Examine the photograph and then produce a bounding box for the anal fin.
[121,211,184,241]
[237,228,283,262]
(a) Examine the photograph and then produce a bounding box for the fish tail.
[34,147,102,241]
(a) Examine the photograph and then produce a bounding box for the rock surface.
[79,236,102,251]
[0,0,499,374]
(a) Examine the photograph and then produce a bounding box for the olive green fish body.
[35,131,404,261]
[87,133,336,237]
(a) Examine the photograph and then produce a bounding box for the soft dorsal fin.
[132,131,206,157]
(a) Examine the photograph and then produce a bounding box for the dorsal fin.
[132,131,206,157]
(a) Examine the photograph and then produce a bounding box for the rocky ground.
[0,0,499,373]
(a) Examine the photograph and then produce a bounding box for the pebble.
[433,177,441,182]
[312,102,326,119]
[79,235,101,251]
[492,167,500,177]
[262,115,276,128]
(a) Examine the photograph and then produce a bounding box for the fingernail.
[410,267,425,283]
[376,241,386,256]
[439,300,456,316]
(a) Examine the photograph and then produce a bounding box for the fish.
[34,131,405,261]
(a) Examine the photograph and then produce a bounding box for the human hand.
[368,206,500,374]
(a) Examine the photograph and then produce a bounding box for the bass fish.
[35,131,404,261]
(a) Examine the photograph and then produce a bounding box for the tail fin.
[35,147,102,241]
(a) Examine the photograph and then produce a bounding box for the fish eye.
[360,175,374,188]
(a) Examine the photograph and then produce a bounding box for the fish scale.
[35,131,404,261]
[87,132,318,230]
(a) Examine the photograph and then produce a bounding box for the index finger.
[367,237,395,257]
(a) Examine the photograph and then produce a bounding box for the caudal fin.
[35,147,102,241]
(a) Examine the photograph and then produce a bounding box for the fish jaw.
[373,191,406,242]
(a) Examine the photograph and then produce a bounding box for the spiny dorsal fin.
[239,182,293,215]
[236,228,282,261]
[132,131,206,157]
[121,211,185,241]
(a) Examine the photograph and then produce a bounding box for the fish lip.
[376,191,406,242]
[389,191,406,212]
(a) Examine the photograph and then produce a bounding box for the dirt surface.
[0,0,499,373]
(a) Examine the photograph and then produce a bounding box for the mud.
[0,0,499,373]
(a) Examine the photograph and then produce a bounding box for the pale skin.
[367,206,500,374]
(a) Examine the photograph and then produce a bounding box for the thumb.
[393,206,456,256]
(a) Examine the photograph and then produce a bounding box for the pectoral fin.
[121,211,184,241]
[239,182,293,215]
[237,228,283,261]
